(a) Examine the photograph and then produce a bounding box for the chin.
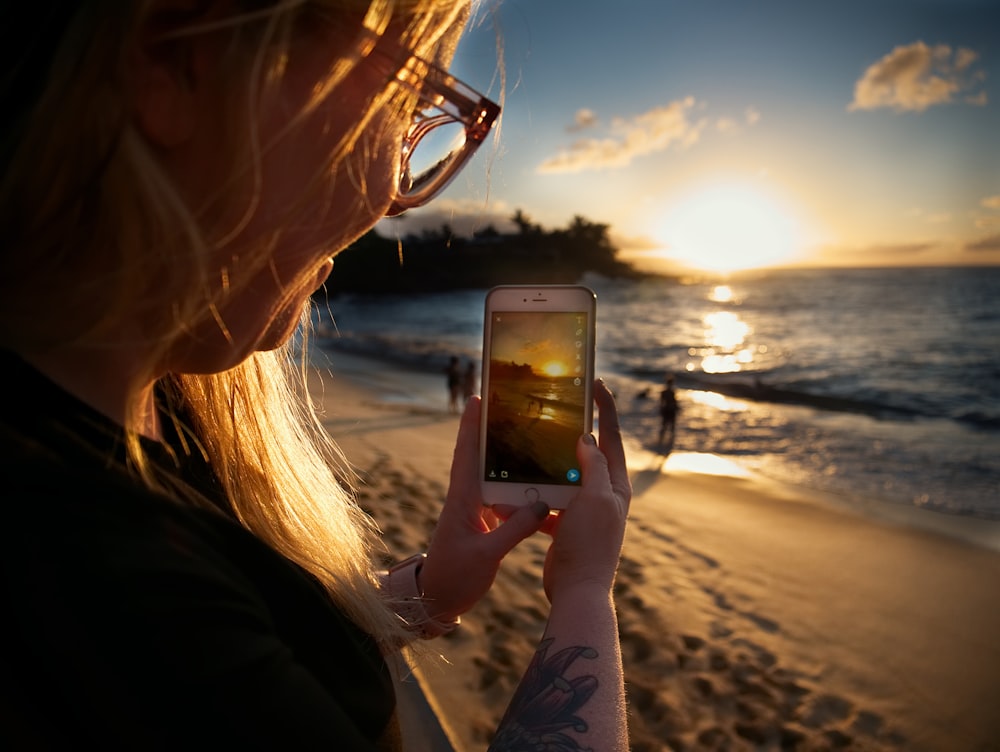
[257,300,312,353]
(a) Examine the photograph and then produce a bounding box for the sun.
[657,180,809,272]
[541,361,568,377]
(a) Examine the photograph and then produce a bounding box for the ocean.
[312,266,1000,521]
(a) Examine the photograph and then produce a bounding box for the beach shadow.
[630,454,668,498]
[322,410,455,437]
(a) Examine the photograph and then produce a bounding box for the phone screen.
[483,309,590,487]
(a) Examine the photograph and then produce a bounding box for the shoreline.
[315,270,1000,524]
[312,345,1000,554]
[310,346,1000,751]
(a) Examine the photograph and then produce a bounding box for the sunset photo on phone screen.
[484,311,588,485]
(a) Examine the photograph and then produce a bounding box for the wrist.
[384,554,460,640]
[548,578,615,608]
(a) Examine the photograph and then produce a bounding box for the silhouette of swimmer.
[445,355,462,413]
[657,374,679,454]
[462,360,477,406]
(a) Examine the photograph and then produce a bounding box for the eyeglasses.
[379,52,501,217]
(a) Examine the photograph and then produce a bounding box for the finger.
[593,379,632,504]
[447,396,482,507]
[480,500,549,559]
[538,511,562,537]
[482,505,501,529]
[576,431,612,498]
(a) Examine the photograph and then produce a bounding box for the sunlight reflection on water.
[667,451,753,478]
[693,310,755,373]
[709,284,734,303]
[686,389,750,412]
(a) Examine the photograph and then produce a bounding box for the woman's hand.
[542,380,631,603]
[419,396,550,622]
[420,380,631,621]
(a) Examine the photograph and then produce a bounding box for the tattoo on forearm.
[489,638,599,752]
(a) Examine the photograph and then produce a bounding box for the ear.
[131,1,222,149]
[132,54,199,148]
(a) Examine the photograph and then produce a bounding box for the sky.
[491,312,583,376]
[377,0,1000,274]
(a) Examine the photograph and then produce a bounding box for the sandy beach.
[309,350,1000,752]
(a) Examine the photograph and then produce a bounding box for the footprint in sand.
[488,642,516,669]
[730,637,777,669]
[515,565,536,584]
[681,634,706,652]
[640,524,720,571]
[799,692,853,729]
[613,579,651,613]
[701,584,783,635]
[702,585,734,612]
[709,620,733,639]
[622,630,656,663]
[617,554,646,583]
[738,609,780,634]
[851,709,885,736]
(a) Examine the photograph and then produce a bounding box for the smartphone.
[479,285,597,509]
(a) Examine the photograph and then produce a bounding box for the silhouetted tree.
[473,224,501,241]
[512,210,542,236]
[316,209,655,295]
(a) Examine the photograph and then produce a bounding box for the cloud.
[567,108,599,132]
[907,207,953,225]
[715,117,740,134]
[965,233,1000,252]
[814,241,937,265]
[973,195,1000,228]
[537,97,705,174]
[849,41,986,112]
[925,212,952,224]
[864,241,936,258]
[715,107,761,135]
[376,199,518,239]
[610,232,664,253]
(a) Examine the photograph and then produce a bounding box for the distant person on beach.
[446,355,463,413]
[0,3,631,750]
[658,374,680,453]
[462,359,477,406]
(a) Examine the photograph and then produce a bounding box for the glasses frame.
[377,51,501,216]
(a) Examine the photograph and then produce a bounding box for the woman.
[0,2,631,750]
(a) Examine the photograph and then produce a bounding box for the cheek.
[283,117,403,262]
[340,120,403,228]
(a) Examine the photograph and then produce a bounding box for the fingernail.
[582,432,597,445]
[531,500,551,520]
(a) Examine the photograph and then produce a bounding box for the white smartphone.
[479,285,597,509]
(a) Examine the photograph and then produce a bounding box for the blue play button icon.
[566,468,580,482]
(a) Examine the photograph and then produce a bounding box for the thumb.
[481,500,550,560]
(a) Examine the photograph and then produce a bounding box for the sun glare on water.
[657,181,809,272]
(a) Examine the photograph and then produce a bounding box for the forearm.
[490,584,627,752]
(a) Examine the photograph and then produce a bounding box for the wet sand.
[310,351,1000,752]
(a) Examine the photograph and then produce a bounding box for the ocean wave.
[315,268,1000,519]
[315,331,478,374]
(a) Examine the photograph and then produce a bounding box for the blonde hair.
[0,0,473,647]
